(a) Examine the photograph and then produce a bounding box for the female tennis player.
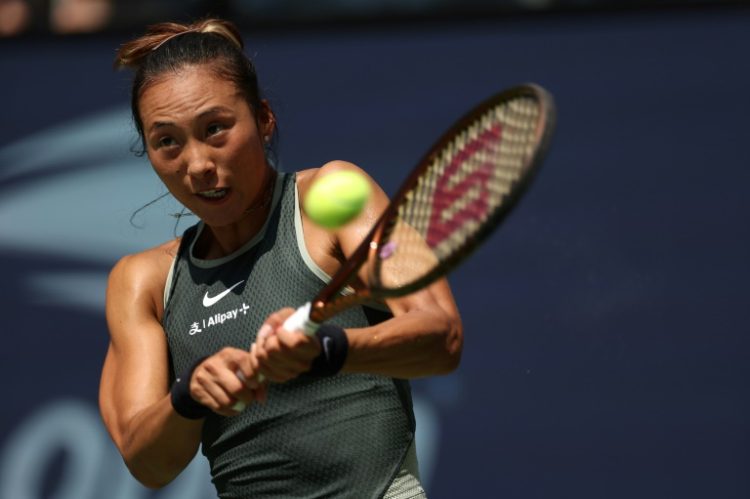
[98,18,463,499]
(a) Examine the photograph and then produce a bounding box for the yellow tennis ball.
[303,170,371,229]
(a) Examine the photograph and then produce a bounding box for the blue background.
[1,7,749,499]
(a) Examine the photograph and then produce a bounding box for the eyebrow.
[148,106,234,133]
[198,106,233,119]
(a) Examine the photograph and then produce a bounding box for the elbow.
[118,436,184,489]
[435,315,463,375]
[133,474,174,490]
[443,344,462,374]
[122,452,181,489]
[128,466,172,490]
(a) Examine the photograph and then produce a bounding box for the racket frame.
[308,83,556,324]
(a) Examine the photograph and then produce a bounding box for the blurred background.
[1,1,749,498]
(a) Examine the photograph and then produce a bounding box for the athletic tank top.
[162,172,417,498]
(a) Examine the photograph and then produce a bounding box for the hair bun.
[195,19,243,49]
[115,18,244,69]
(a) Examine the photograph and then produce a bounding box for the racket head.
[367,83,556,297]
[308,83,556,323]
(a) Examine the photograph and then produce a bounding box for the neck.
[244,167,277,215]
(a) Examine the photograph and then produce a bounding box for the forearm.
[343,307,462,378]
[114,395,203,488]
[103,250,206,488]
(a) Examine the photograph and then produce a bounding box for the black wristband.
[308,324,349,377]
[170,356,211,419]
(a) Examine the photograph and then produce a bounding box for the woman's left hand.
[250,308,322,383]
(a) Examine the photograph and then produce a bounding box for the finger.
[256,348,309,382]
[265,308,296,330]
[255,323,274,345]
[196,357,253,413]
[259,331,319,381]
[194,376,236,412]
[252,341,292,382]
[253,321,321,383]
[239,345,271,393]
[274,326,318,350]
[247,344,268,386]
[235,345,263,390]
[205,371,245,406]
[253,351,286,382]
[272,328,321,366]
[249,342,267,379]
[216,366,255,406]
[236,366,261,392]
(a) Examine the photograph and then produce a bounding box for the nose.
[184,142,216,180]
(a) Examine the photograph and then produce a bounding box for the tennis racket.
[282,82,556,335]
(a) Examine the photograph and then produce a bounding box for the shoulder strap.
[163,224,200,309]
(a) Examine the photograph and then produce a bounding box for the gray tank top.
[162,172,417,498]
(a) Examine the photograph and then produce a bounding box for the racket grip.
[233,371,247,412]
[282,302,319,336]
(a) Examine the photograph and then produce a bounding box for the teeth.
[199,189,227,199]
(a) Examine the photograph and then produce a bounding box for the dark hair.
[115,19,272,155]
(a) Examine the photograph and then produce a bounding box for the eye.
[157,136,177,149]
[207,123,225,137]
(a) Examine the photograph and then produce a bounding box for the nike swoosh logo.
[202,280,244,307]
[322,336,333,360]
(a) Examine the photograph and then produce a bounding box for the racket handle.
[233,371,247,412]
[282,302,319,336]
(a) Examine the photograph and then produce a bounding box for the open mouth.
[197,188,229,200]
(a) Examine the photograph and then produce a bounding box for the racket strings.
[376,96,542,291]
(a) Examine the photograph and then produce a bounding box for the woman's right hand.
[189,347,267,416]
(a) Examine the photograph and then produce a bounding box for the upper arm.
[298,162,462,374]
[99,245,176,449]
[304,161,462,325]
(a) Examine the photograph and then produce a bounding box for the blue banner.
[1,9,749,498]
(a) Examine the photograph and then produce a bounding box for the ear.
[259,99,276,140]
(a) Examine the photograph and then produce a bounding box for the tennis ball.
[303,170,371,229]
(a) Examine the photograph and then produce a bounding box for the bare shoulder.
[107,238,181,320]
[294,161,390,279]
[297,160,389,218]
[110,238,180,284]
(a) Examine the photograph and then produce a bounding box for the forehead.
[139,65,248,123]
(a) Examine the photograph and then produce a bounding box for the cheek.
[227,142,257,164]
[149,161,184,193]
[227,124,264,158]
[157,171,185,193]
[148,151,180,177]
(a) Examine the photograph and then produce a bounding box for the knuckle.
[249,355,259,370]
[219,346,236,357]
[266,338,281,353]
[255,348,269,363]
[203,356,220,371]
[290,334,307,348]
[192,368,207,385]
[269,312,285,326]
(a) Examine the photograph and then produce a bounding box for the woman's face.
[138,64,273,228]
